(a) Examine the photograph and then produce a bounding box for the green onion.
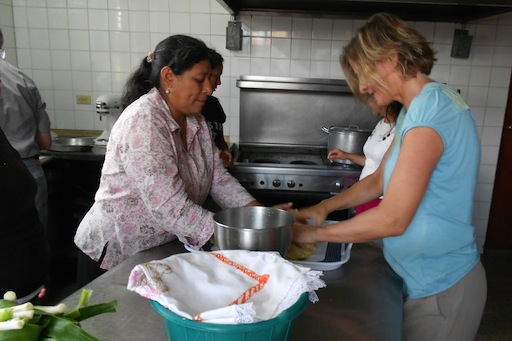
[33,303,67,315]
[0,289,118,341]
[67,301,118,322]
[0,308,13,322]
[0,319,24,331]
[0,303,33,322]
[2,292,16,302]
[0,321,43,341]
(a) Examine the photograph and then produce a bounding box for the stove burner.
[331,162,363,170]
[290,160,317,165]
[253,158,281,164]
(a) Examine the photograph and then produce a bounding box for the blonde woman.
[293,13,486,340]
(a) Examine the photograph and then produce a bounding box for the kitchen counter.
[61,241,403,340]
[41,146,106,161]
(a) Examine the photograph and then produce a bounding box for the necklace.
[381,122,395,141]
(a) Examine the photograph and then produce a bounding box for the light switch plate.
[76,95,92,105]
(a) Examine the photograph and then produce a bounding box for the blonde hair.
[340,12,436,97]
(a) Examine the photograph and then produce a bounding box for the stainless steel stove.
[232,144,360,194]
[229,76,380,219]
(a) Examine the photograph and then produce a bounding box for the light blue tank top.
[383,82,481,299]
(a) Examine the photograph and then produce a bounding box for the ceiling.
[216,0,512,23]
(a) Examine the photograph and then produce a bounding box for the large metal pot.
[213,206,294,257]
[321,125,372,164]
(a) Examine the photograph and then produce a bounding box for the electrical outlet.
[76,95,91,105]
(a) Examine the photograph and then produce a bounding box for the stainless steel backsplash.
[237,76,380,147]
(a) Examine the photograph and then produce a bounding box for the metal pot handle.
[347,125,361,131]
[321,126,330,133]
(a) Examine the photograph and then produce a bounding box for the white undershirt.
[359,118,396,180]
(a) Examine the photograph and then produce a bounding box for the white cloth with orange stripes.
[127,250,325,324]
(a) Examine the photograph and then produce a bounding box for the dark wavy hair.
[121,35,210,109]
[386,101,403,123]
[208,49,224,69]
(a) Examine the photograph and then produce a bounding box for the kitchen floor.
[476,249,512,341]
[43,248,512,340]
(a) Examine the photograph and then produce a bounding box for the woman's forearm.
[347,153,366,167]
[320,171,383,213]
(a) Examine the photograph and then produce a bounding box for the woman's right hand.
[219,150,234,168]
[327,148,349,162]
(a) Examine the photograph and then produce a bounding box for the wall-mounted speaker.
[451,29,473,59]
[226,21,243,51]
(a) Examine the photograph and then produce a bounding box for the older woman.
[75,35,261,285]
[293,13,486,340]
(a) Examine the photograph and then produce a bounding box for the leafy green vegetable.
[39,314,99,341]
[0,322,43,340]
[0,289,118,341]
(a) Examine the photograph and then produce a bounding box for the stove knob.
[272,179,281,187]
[287,180,296,188]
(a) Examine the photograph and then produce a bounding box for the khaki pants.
[403,262,487,341]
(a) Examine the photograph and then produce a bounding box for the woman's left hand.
[292,221,319,244]
[295,204,328,227]
[272,202,294,211]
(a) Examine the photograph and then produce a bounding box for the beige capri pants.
[403,262,487,341]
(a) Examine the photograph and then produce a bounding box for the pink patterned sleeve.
[209,153,256,208]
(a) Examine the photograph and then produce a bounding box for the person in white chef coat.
[292,12,486,341]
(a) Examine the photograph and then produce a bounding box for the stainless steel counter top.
[61,241,402,340]
[41,146,106,161]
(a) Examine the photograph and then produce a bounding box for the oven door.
[247,189,351,221]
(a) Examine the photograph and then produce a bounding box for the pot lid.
[329,125,369,133]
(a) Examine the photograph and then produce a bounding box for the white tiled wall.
[3,0,512,252]
[0,0,16,65]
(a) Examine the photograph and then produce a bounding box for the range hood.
[216,0,512,23]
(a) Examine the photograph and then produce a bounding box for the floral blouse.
[74,88,255,269]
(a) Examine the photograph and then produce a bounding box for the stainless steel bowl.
[49,136,96,152]
[213,206,294,257]
[55,136,96,146]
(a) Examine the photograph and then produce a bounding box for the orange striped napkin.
[127,250,325,324]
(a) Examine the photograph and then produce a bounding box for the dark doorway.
[485,70,512,250]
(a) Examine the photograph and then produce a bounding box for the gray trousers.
[403,262,487,341]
